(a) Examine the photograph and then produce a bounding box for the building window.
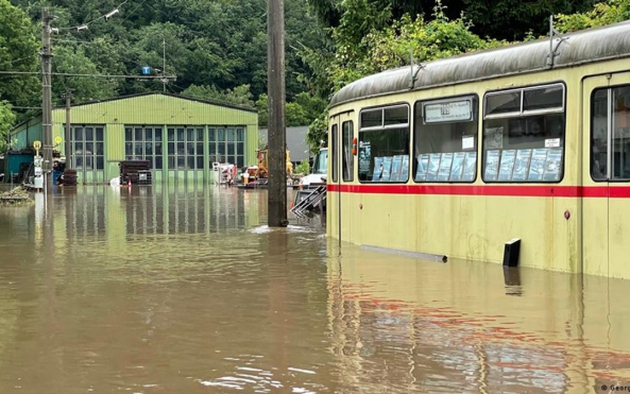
[482,83,565,182]
[72,125,104,170]
[358,104,410,182]
[167,126,205,170]
[342,121,354,182]
[208,126,245,168]
[125,126,163,169]
[414,95,478,182]
[591,85,630,181]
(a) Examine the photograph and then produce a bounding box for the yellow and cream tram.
[327,21,630,279]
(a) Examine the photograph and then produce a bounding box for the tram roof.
[330,20,630,108]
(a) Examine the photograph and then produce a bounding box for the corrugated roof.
[330,20,630,108]
[57,91,257,113]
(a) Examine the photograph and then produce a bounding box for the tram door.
[329,113,355,243]
[582,73,630,278]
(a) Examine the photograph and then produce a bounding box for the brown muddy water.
[0,184,629,394]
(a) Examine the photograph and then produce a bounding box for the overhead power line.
[57,0,129,31]
[0,70,176,80]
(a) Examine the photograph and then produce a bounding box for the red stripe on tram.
[327,184,630,198]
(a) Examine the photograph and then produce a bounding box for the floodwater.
[0,185,629,394]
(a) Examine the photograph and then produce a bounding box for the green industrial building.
[9,92,258,183]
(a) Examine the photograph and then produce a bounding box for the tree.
[0,101,17,153]
[303,3,506,146]
[182,84,255,108]
[554,0,630,32]
[52,45,119,104]
[0,0,39,108]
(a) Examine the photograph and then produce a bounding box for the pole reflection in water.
[0,184,628,393]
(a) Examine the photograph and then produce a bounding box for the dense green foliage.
[1,0,629,154]
[555,0,630,32]
[307,0,595,41]
[0,0,39,107]
[0,101,17,153]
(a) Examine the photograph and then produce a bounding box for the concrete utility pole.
[267,0,288,227]
[41,9,53,176]
[65,93,71,169]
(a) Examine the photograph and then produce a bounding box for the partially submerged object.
[0,186,33,204]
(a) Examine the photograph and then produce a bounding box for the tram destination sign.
[424,100,472,123]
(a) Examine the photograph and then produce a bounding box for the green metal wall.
[11,93,258,183]
[10,116,43,150]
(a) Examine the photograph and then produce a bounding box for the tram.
[326,20,630,279]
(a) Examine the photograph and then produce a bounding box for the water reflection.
[0,185,629,393]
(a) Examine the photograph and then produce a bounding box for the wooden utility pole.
[41,9,53,177]
[267,0,287,227]
[65,93,71,169]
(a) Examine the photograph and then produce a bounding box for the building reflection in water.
[43,184,260,241]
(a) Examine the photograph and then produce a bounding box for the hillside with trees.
[1,0,629,152]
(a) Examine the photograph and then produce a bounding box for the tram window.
[384,106,408,126]
[591,86,630,181]
[486,91,520,115]
[361,110,382,128]
[342,121,354,182]
[524,85,563,111]
[414,96,478,182]
[358,105,410,182]
[331,124,338,182]
[482,83,565,183]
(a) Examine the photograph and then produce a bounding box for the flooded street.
[0,185,629,393]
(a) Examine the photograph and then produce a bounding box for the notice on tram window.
[485,127,504,149]
[381,156,393,181]
[372,157,384,181]
[390,155,403,181]
[484,150,500,181]
[512,149,532,181]
[542,148,562,181]
[438,153,454,181]
[462,136,475,150]
[359,141,371,176]
[427,153,442,181]
[461,151,477,181]
[450,152,466,181]
[545,138,561,148]
[415,154,429,181]
[528,149,548,181]
[498,150,517,181]
[400,155,410,181]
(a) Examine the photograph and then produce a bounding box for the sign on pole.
[141,66,151,75]
[33,140,42,156]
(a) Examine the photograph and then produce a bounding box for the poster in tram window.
[381,156,393,181]
[359,141,371,177]
[498,150,517,181]
[450,152,466,181]
[461,152,477,181]
[512,149,532,181]
[372,157,384,181]
[427,153,442,181]
[542,148,562,181]
[484,150,500,181]
[415,154,429,181]
[528,149,548,181]
[401,155,410,181]
[437,153,454,181]
[390,155,403,181]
